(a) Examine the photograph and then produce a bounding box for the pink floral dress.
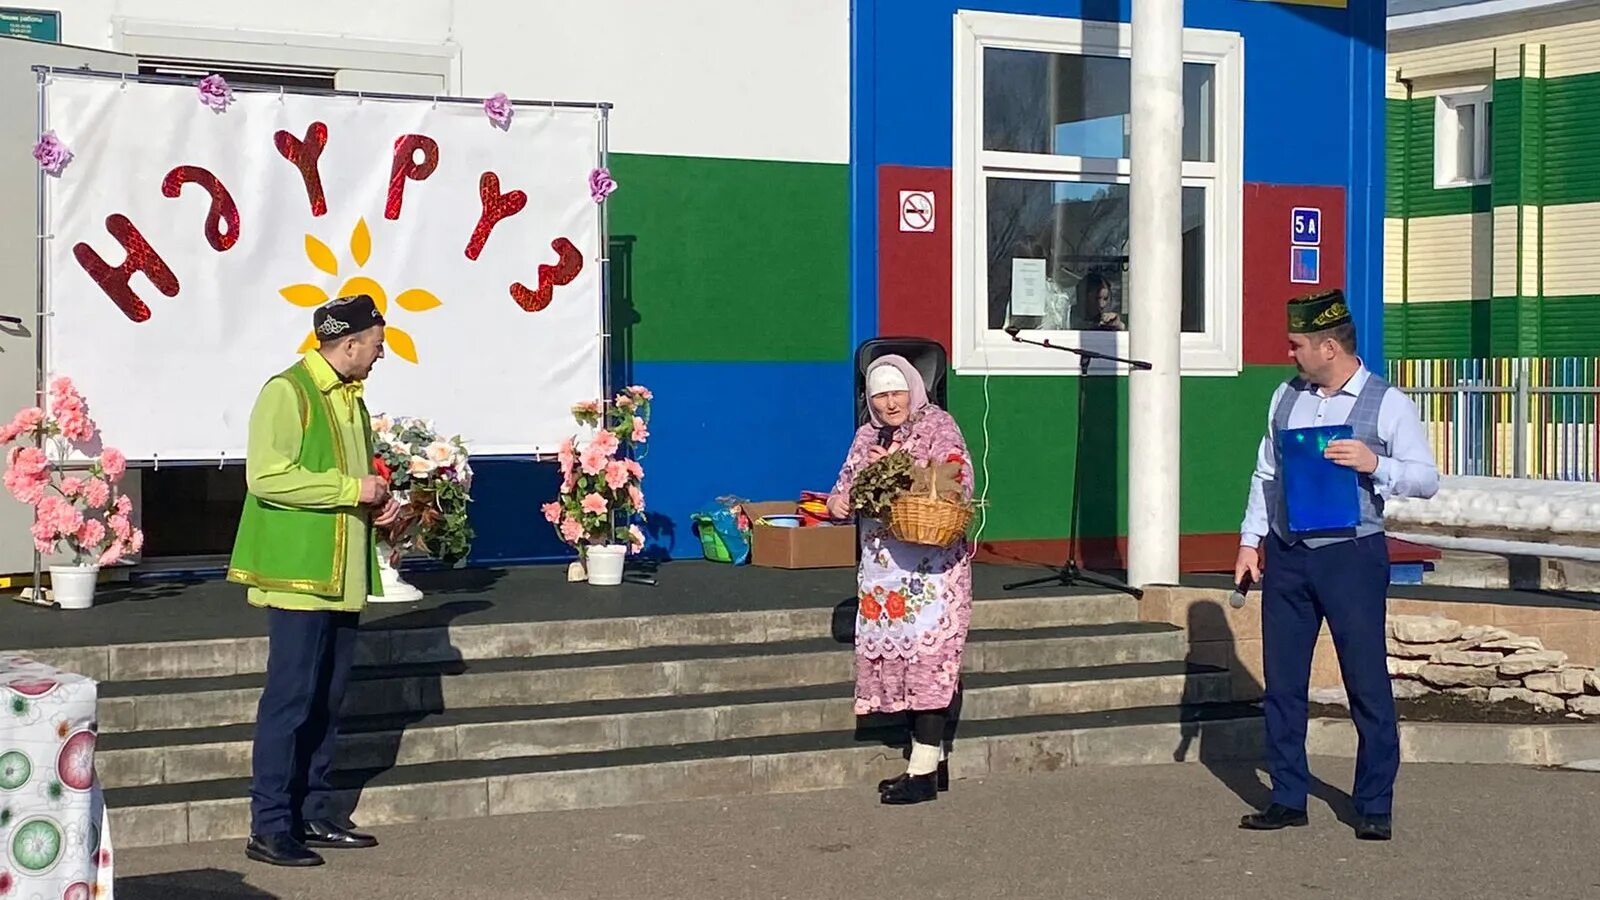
[830,407,974,715]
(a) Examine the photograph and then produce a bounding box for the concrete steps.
[96,661,1234,788]
[107,702,1265,847]
[6,589,1261,847]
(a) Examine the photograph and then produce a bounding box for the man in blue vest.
[1234,289,1439,841]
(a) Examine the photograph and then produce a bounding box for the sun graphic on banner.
[278,217,441,364]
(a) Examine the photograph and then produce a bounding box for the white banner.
[43,73,603,459]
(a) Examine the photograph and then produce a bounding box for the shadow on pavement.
[118,868,278,899]
[1177,600,1359,828]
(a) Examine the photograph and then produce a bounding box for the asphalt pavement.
[114,757,1600,900]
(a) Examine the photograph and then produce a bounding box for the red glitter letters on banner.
[386,134,440,220]
[161,166,241,252]
[72,215,180,323]
[274,122,330,216]
[510,238,584,312]
[465,172,527,260]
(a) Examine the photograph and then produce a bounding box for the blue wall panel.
[466,361,856,565]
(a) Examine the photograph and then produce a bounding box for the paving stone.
[186,798,251,843]
[486,758,753,815]
[97,747,164,788]
[1389,615,1463,644]
[1497,650,1568,677]
[456,717,617,759]
[716,700,832,741]
[1489,687,1567,714]
[986,731,1076,775]
[1524,669,1587,697]
[1418,664,1510,689]
[751,745,907,794]
[616,708,720,748]
[107,803,188,848]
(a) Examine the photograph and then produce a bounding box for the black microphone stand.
[1000,327,1149,598]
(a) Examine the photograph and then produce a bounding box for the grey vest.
[1266,373,1391,548]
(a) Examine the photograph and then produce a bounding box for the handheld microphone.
[876,426,896,449]
[1230,573,1254,609]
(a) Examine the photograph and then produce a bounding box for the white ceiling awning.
[1389,0,1596,32]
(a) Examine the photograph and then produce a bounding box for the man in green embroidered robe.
[229,294,399,867]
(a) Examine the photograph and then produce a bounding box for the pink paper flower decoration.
[484,93,514,130]
[100,447,127,482]
[578,442,610,476]
[197,74,234,112]
[580,492,607,515]
[82,477,110,510]
[589,167,617,204]
[542,501,563,524]
[603,460,631,491]
[33,131,72,177]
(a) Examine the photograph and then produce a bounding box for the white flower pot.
[584,545,627,586]
[368,542,423,604]
[49,564,100,610]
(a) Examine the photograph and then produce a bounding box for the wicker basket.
[888,474,973,547]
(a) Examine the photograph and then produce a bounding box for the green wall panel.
[607,153,848,363]
[1384,296,1600,359]
[1386,96,1493,219]
[1542,71,1600,207]
[945,366,1287,541]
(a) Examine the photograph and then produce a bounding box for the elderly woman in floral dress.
[825,354,974,805]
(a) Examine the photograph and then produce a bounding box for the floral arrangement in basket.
[543,385,652,556]
[850,450,973,547]
[369,414,474,565]
[0,378,144,567]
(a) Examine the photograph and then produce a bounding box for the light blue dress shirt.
[1240,365,1440,548]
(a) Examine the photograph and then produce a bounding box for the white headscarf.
[867,364,909,397]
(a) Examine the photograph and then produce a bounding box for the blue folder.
[1277,424,1360,534]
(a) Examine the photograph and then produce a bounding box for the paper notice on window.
[1010,258,1048,317]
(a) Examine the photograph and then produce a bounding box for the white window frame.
[1433,86,1491,189]
[952,12,1244,376]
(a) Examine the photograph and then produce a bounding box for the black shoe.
[878,761,950,794]
[245,832,324,867]
[1239,803,1309,830]
[1355,816,1392,841]
[300,818,379,849]
[880,772,939,805]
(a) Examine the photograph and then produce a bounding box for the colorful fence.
[1386,358,1600,482]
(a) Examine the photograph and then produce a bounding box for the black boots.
[880,771,939,805]
[877,760,949,795]
[1239,803,1310,830]
[300,819,379,849]
[245,832,324,867]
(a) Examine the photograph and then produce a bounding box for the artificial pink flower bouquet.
[0,378,144,567]
[543,385,652,554]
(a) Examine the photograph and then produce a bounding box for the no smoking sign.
[899,190,935,233]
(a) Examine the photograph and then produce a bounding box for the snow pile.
[1386,475,1600,536]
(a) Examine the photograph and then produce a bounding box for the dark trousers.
[1262,532,1398,818]
[249,608,360,836]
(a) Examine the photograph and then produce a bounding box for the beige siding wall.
[1539,202,1600,297]
[1384,217,1405,304]
[1393,5,1600,81]
[1400,212,1493,303]
[1493,205,1519,299]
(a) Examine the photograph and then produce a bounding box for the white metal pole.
[1127,0,1184,586]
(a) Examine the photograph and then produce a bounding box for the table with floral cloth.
[0,654,113,900]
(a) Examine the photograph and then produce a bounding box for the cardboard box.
[744,501,858,569]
